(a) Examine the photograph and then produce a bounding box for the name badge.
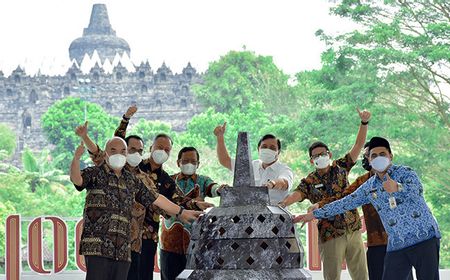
[389,196,397,209]
[369,189,377,199]
[314,184,324,189]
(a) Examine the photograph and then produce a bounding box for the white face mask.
[180,163,197,176]
[314,155,330,169]
[126,152,142,167]
[152,149,169,165]
[371,156,391,172]
[107,154,127,170]
[259,148,278,164]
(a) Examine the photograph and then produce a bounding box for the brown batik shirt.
[75,163,159,262]
[295,153,361,243]
[114,118,198,243]
[317,172,388,246]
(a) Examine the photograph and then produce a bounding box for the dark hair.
[177,146,200,161]
[153,133,173,145]
[258,134,281,150]
[308,141,329,157]
[364,141,370,149]
[125,135,144,146]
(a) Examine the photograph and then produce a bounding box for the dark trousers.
[85,256,131,280]
[127,251,141,280]
[367,245,387,280]
[382,237,440,280]
[160,249,187,280]
[139,239,158,280]
[367,245,413,280]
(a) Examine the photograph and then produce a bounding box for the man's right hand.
[307,203,319,213]
[213,122,227,138]
[125,105,138,118]
[74,142,85,159]
[179,209,203,224]
[75,121,88,138]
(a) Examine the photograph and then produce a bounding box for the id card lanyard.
[388,193,397,209]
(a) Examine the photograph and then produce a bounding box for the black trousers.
[382,237,440,280]
[367,245,413,280]
[139,239,158,280]
[85,256,131,280]
[127,251,141,280]
[160,249,187,280]
[367,245,387,280]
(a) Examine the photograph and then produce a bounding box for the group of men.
[70,105,440,280]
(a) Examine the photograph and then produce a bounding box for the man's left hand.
[383,173,398,193]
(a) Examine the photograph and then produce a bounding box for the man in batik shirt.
[279,109,371,280]
[70,137,202,280]
[160,146,225,280]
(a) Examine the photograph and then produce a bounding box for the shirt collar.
[174,172,198,181]
[258,159,279,170]
[374,164,397,182]
[102,162,126,176]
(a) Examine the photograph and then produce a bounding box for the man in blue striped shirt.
[294,137,440,280]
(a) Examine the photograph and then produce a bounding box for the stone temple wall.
[0,62,203,166]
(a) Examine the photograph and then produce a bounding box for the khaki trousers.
[319,230,368,280]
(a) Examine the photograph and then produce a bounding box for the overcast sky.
[0,0,356,76]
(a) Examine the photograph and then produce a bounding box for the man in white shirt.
[213,122,293,204]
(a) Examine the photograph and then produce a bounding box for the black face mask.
[362,156,372,171]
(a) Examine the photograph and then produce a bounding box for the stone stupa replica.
[177,132,311,279]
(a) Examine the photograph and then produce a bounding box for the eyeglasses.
[311,151,328,160]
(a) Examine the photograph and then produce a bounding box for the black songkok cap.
[368,137,391,153]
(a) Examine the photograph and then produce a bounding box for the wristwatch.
[176,206,185,218]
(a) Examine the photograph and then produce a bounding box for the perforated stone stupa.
[177,132,311,279]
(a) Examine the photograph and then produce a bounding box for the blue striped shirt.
[313,165,440,252]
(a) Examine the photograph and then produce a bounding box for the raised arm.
[114,105,137,138]
[348,108,371,163]
[214,122,232,170]
[75,121,98,154]
[70,142,85,187]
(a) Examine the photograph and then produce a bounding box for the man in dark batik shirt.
[75,106,212,280]
[279,109,371,280]
[70,137,202,280]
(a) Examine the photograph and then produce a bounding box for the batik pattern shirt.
[313,165,441,252]
[75,164,158,262]
[317,172,388,246]
[109,118,195,243]
[139,160,197,242]
[161,173,218,254]
[295,153,361,243]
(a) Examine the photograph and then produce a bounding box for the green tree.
[0,123,16,160]
[321,0,450,127]
[193,50,295,114]
[292,44,450,266]
[128,118,173,150]
[41,97,119,170]
[20,148,70,193]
